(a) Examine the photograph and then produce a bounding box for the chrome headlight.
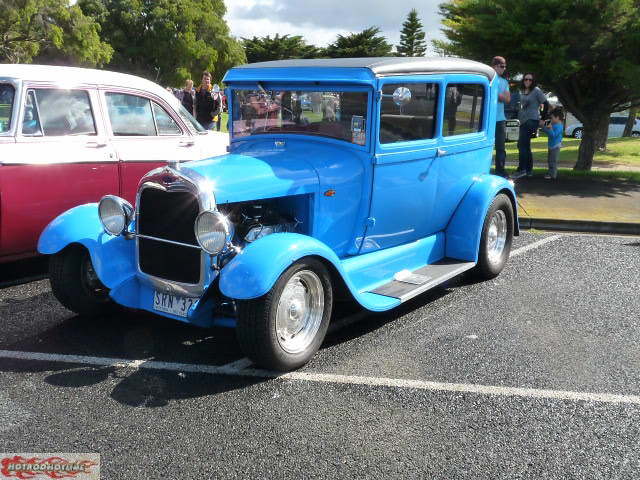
[98,195,133,236]
[195,210,233,255]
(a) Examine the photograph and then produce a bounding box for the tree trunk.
[623,107,638,137]
[595,121,608,151]
[574,114,610,170]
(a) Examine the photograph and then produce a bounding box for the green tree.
[78,0,246,86]
[325,27,392,58]
[396,9,427,57]
[243,34,323,63]
[0,0,112,66]
[438,0,640,170]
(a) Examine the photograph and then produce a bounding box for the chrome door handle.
[179,140,195,147]
[86,141,107,148]
[437,148,447,157]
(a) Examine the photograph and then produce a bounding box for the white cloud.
[224,0,446,50]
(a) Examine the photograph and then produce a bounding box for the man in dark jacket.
[195,71,220,129]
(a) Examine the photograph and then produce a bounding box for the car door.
[0,85,118,259]
[430,77,490,233]
[361,78,441,253]
[101,90,199,204]
[609,117,626,138]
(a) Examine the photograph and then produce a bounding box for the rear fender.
[37,203,136,288]
[446,175,518,262]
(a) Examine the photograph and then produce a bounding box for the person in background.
[212,84,223,131]
[491,56,510,178]
[195,71,215,129]
[180,79,194,116]
[444,85,462,135]
[539,107,564,179]
[514,73,549,178]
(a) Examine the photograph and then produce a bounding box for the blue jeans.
[517,119,538,173]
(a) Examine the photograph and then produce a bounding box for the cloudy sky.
[224,0,446,52]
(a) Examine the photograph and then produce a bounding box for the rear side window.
[106,93,156,136]
[443,84,484,136]
[380,83,439,144]
[0,84,15,133]
[106,92,183,136]
[22,88,96,136]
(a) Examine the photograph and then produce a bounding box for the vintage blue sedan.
[39,58,518,371]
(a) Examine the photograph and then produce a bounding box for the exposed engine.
[219,199,301,247]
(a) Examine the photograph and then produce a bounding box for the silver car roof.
[234,57,496,80]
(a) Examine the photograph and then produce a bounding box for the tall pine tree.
[396,9,427,57]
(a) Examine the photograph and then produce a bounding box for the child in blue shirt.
[539,107,564,179]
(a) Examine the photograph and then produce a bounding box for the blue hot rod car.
[39,58,518,371]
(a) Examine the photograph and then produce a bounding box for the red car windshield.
[231,89,368,145]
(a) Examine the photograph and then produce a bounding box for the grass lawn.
[220,112,229,133]
[505,136,640,169]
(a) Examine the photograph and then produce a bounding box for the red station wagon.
[0,65,228,263]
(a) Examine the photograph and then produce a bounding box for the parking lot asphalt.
[1,232,639,479]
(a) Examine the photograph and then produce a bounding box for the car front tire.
[573,128,583,139]
[236,257,333,371]
[49,245,115,317]
[473,194,514,280]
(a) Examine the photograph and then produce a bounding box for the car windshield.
[0,84,15,133]
[231,88,368,145]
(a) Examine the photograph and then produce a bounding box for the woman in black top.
[180,79,194,115]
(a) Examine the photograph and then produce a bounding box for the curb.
[520,217,640,235]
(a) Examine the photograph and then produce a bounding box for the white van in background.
[565,114,640,139]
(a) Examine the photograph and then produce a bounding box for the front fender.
[37,203,136,288]
[445,174,518,262]
[219,233,344,300]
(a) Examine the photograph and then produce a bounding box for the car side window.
[22,88,96,136]
[0,84,15,133]
[443,84,484,136]
[152,102,182,135]
[106,92,156,136]
[380,83,439,144]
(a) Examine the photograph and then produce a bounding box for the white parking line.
[1,349,639,406]
[511,234,562,257]
[219,358,253,371]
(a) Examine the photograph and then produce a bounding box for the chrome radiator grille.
[137,188,201,284]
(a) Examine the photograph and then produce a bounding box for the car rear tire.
[473,194,514,280]
[631,131,640,138]
[49,245,115,317]
[573,128,583,139]
[236,258,333,371]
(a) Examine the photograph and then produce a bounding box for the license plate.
[153,291,196,317]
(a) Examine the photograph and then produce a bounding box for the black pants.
[494,121,507,176]
[517,119,538,174]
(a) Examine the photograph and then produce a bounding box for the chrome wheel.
[487,209,507,267]
[275,270,324,354]
[573,128,583,139]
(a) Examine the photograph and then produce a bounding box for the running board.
[369,259,476,302]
